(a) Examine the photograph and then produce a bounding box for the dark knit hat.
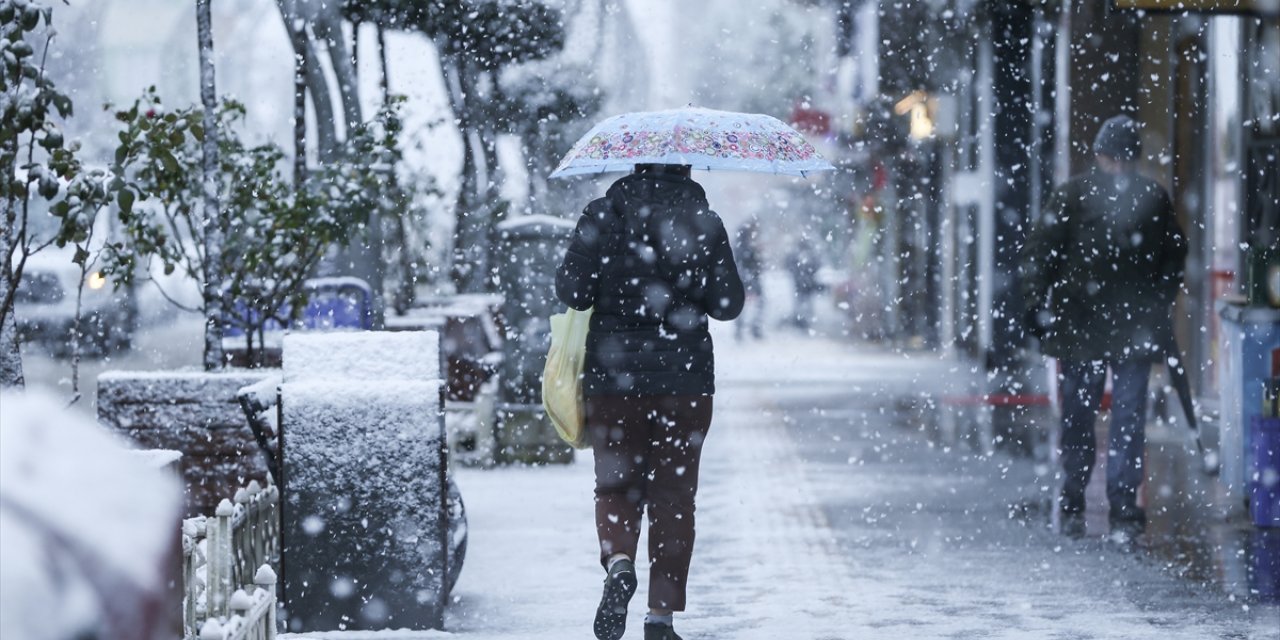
[1092,115,1141,161]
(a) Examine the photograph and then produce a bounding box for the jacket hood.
[605,173,708,212]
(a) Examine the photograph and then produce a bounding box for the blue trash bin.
[1251,416,1280,527]
[1251,529,1280,603]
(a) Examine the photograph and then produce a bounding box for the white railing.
[183,479,280,639]
[197,566,277,640]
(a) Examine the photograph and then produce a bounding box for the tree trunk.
[0,282,23,390]
[303,37,340,161]
[290,9,307,186]
[0,135,21,337]
[1,92,24,387]
[377,25,390,105]
[305,7,383,325]
[441,53,491,293]
[197,0,226,371]
[275,0,339,162]
[312,12,363,134]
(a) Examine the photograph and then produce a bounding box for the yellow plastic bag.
[543,306,592,448]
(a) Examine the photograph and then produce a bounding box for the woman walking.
[556,163,744,640]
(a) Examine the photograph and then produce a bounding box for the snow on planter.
[0,391,182,640]
[279,330,450,632]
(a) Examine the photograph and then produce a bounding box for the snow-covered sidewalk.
[285,331,1279,639]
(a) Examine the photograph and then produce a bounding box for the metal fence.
[182,479,280,640]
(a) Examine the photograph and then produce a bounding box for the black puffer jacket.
[555,173,744,396]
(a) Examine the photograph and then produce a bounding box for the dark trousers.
[1058,359,1151,520]
[585,394,713,612]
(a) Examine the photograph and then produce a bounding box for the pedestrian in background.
[734,219,765,341]
[1020,115,1187,542]
[787,235,823,331]
[556,163,744,640]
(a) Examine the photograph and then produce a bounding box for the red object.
[790,104,831,136]
[941,394,1053,407]
[872,162,888,191]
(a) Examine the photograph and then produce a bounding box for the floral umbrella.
[549,107,835,178]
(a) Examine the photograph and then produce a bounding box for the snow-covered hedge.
[98,370,275,517]
[278,331,452,632]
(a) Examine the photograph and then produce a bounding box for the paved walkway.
[286,331,1279,639]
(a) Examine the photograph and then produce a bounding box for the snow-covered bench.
[277,331,454,632]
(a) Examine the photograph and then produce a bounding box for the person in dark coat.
[1020,115,1188,541]
[734,219,765,340]
[556,163,744,640]
[787,236,823,330]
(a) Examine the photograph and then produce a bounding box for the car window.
[16,271,65,304]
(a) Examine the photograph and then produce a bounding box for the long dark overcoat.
[1020,167,1188,362]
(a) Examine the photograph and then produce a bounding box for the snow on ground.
[285,324,1277,639]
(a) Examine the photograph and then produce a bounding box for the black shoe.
[1108,506,1146,548]
[1060,511,1086,539]
[1109,505,1147,530]
[594,559,637,640]
[644,623,684,640]
[1110,514,1146,538]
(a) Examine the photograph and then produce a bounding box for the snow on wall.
[0,391,182,640]
[283,331,441,384]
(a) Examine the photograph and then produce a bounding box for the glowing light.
[895,91,936,140]
[88,272,107,290]
[909,103,935,140]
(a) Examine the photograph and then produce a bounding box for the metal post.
[435,330,448,630]
[1053,1,1072,185]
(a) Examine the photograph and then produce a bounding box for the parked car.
[14,257,135,357]
[220,277,375,368]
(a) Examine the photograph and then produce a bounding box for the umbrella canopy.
[549,107,835,179]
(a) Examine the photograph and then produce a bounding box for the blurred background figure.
[1020,115,1187,542]
[734,219,766,341]
[787,236,824,331]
